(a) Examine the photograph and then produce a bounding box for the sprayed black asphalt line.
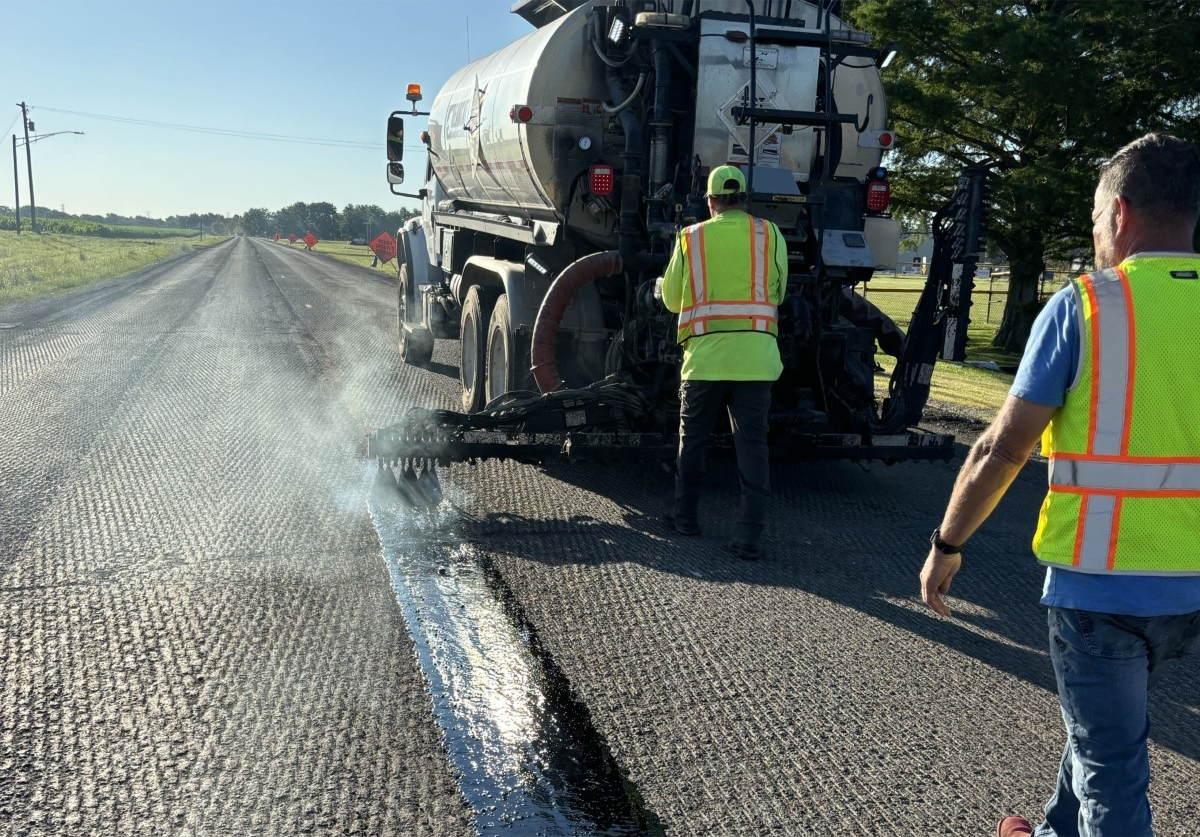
[470,549,666,837]
[368,479,663,837]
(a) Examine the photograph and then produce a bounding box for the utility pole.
[17,102,36,232]
[11,134,20,234]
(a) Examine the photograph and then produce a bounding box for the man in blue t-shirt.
[918,134,1200,837]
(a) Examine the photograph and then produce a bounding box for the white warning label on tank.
[742,46,779,70]
[718,81,781,160]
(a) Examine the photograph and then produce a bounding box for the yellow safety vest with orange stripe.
[1033,253,1200,574]
[673,212,781,343]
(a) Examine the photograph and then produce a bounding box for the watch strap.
[931,527,963,555]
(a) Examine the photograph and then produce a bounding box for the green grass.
[864,273,1025,413]
[0,216,198,238]
[0,230,228,305]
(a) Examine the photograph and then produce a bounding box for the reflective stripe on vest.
[1058,267,1134,571]
[749,218,771,332]
[685,223,709,334]
[678,301,780,327]
[1050,456,1200,496]
[679,216,777,339]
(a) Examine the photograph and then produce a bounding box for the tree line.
[239,203,418,242]
[1,203,419,243]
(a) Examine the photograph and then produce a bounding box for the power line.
[33,105,380,150]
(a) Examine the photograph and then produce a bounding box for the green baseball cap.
[706,164,747,196]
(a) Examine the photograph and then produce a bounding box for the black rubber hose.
[530,250,624,393]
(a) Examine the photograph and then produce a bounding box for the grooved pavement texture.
[442,456,1200,836]
[1,240,472,836]
[3,238,1198,837]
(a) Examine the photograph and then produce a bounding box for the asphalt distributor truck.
[369,0,987,503]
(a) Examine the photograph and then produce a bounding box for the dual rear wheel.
[460,287,532,413]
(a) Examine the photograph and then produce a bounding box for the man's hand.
[917,395,1056,619]
[920,548,963,617]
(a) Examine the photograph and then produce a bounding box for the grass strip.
[0,231,228,305]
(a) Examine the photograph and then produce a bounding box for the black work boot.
[730,523,763,560]
[665,497,701,536]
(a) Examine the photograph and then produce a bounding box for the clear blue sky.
[5,1,532,219]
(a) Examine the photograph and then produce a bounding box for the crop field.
[0,231,227,305]
[0,216,199,238]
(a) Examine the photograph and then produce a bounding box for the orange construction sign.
[369,231,398,264]
[287,233,297,244]
[303,233,318,250]
[273,232,281,241]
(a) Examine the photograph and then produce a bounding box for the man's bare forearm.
[938,431,1032,546]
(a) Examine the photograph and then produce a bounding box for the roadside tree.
[273,203,309,240]
[306,202,339,239]
[847,0,1200,351]
[241,208,272,238]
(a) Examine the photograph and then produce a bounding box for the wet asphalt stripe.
[368,471,661,836]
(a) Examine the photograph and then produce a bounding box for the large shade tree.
[241,207,272,238]
[846,0,1200,351]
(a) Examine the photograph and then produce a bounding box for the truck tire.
[485,294,535,405]
[460,285,499,413]
[398,265,433,367]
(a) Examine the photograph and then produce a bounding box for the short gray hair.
[1097,133,1200,228]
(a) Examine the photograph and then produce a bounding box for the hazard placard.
[369,231,398,264]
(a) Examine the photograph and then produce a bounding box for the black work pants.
[674,379,772,543]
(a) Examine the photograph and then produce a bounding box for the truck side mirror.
[387,162,405,185]
[387,114,405,162]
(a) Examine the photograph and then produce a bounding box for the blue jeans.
[1034,607,1200,837]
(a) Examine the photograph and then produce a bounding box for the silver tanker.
[372,0,986,472]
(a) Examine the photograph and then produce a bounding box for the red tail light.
[510,105,534,123]
[866,178,890,213]
[589,164,615,197]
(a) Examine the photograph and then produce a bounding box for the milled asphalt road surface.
[3,237,1198,836]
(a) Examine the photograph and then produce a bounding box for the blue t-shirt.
[1011,285,1200,616]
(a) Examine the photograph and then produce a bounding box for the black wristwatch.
[930,527,964,555]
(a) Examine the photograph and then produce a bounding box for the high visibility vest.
[675,214,780,343]
[1033,254,1200,574]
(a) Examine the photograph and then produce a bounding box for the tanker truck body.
[372,0,987,473]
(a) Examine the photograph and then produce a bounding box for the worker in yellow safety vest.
[658,165,787,560]
[918,133,1200,837]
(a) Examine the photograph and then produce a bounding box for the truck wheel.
[485,294,533,404]
[460,285,499,413]
[398,265,433,367]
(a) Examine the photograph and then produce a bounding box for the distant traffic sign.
[369,231,397,264]
[287,233,297,244]
[273,232,281,241]
[303,233,318,250]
